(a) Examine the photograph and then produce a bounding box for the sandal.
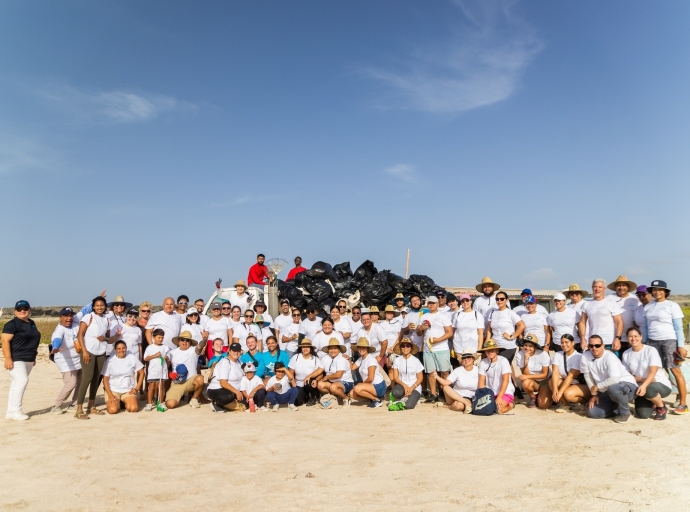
[74,411,90,420]
[88,408,105,416]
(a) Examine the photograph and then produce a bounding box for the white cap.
[553,293,566,301]
[359,307,371,315]
[186,307,199,316]
[426,296,439,303]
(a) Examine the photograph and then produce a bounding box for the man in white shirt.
[393,293,408,317]
[578,279,624,353]
[193,298,210,330]
[416,296,452,403]
[581,335,638,422]
[299,306,323,340]
[357,308,388,365]
[473,276,510,321]
[146,298,182,351]
[605,275,640,349]
[513,289,549,319]
[273,299,293,342]
[175,295,189,323]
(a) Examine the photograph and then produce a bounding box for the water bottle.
[249,398,256,413]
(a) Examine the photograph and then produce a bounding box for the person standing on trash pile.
[230,280,253,315]
[287,256,306,281]
[247,253,269,292]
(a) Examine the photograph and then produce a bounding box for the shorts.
[341,381,354,394]
[501,394,514,405]
[373,380,387,398]
[111,391,136,402]
[646,339,679,369]
[166,379,196,402]
[147,378,168,383]
[423,350,452,373]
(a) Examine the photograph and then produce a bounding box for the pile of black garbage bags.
[277,260,447,313]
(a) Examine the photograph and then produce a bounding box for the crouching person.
[265,363,299,411]
[206,343,244,413]
[101,340,144,414]
[240,362,266,409]
[165,330,207,410]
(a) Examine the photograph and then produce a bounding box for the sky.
[1,0,689,306]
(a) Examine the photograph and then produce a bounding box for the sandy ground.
[1,348,689,512]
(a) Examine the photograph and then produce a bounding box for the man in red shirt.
[286,256,306,281]
[247,254,269,290]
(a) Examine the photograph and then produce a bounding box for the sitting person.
[239,334,266,378]
[477,339,515,414]
[434,349,478,413]
[240,362,266,409]
[165,330,207,410]
[515,334,551,408]
[622,327,673,420]
[317,338,355,406]
[390,338,425,410]
[288,338,323,407]
[581,335,638,422]
[101,340,144,414]
[265,362,299,411]
[143,328,170,411]
[350,338,387,408]
[206,343,244,413]
[538,334,589,411]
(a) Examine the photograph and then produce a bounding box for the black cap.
[436,290,446,297]
[126,308,139,316]
[254,300,266,309]
[280,298,290,305]
[15,300,31,309]
[229,342,242,353]
[58,307,75,316]
[446,293,457,303]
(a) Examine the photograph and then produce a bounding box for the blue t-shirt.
[262,350,291,377]
[239,351,266,378]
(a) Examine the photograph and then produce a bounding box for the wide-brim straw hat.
[607,275,637,292]
[369,306,380,315]
[565,284,589,297]
[477,339,504,353]
[354,338,376,353]
[475,277,500,293]
[108,295,133,309]
[393,338,419,355]
[382,305,400,317]
[458,349,480,360]
[321,337,346,354]
[235,280,247,288]
[172,330,198,347]
[297,338,316,350]
[394,293,405,301]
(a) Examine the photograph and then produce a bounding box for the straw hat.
[477,339,504,353]
[607,275,637,292]
[521,333,540,348]
[320,337,346,354]
[254,314,270,328]
[382,305,400,317]
[565,284,589,298]
[234,280,247,288]
[369,306,380,315]
[458,349,480,360]
[393,337,419,355]
[296,338,316,350]
[394,293,405,301]
[475,277,500,293]
[107,295,133,309]
[354,338,376,353]
[172,330,198,347]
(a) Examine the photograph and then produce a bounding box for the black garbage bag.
[386,271,408,292]
[333,276,356,292]
[292,295,308,310]
[278,282,304,304]
[303,297,319,312]
[353,260,378,281]
[319,298,336,314]
[306,261,338,282]
[305,279,334,303]
[333,261,353,279]
[409,274,436,295]
[293,271,312,288]
[360,272,393,307]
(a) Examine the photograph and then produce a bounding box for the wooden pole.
[405,248,410,278]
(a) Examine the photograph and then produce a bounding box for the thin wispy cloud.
[0,135,60,175]
[384,163,416,183]
[362,0,544,113]
[525,267,557,281]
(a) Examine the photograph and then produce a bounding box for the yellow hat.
[321,337,346,354]
[475,277,500,293]
[607,275,637,292]
[565,284,589,297]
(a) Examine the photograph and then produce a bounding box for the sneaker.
[424,394,438,404]
[344,398,352,407]
[144,404,153,412]
[209,402,225,413]
[189,398,200,409]
[614,413,631,423]
[288,404,298,411]
[368,400,382,408]
[672,404,689,415]
[5,412,29,421]
[67,404,77,412]
[554,404,566,414]
[51,406,65,415]
[463,403,473,414]
[655,406,668,421]
[527,396,537,408]
[306,398,317,407]
[514,388,524,400]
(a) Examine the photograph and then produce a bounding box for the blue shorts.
[373,380,387,398]
[342,381,354,394]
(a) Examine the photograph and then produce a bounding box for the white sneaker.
[209,403,225,414]
[189,398,200,409]
[288,404,299,412]
[272,404,280,412]
[6,412,29,421]
[144,404,153,412]
[344,398,352,407]
[67,404,77,412]
[51,406,65,415]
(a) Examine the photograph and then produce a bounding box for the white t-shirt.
[419,312,451,353]
[229,292,251,314]
[51,324,81,372]
[446,366,479,398]
[143,344,170,380]
[274,313,293,335]
[349,318,363,344]
[478,356,515,396]
[354,354,384,385]
[206,317,231,346]
[606,294,641,342]
[240,375,264,395]
[289,353,323,387]
[101,354,144,393]
[622,345,673,389]
[521,313,549,346]
[120,324,142,358]
[168,347,199,378]
[80,313,110,356]
[266,374,291,395]
[452,310,484,353]
[182,323,204,344]
[147,311,182,351]
[313,331,346,358]
[259,326,274,352]
[356,324,388,352]
[322,353,354,383]
[379,318,402,347]
[299,318,323,340]
[208,357,243,390]
[401,309,427,349]
[392,355,424,393]
[198,313,210,331]
[513,304,549,319]
[644,300,684,342]
[547,308,580,345]
[233,322,262,352]
[582,299,622,346]
[551,351,582,380]
[280,323,300,353]
[106,313,126,356]
[515,350,551,378]
[487,309,522,350]
[579,350,636,388]
[333,316,353,341]
[256,311,273,327]
[473,295,511,325]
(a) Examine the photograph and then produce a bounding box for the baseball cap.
[280,298,290,305]
[243,362,257,373]
[359,307,371,315]
[126,308,139,316]
[210,302,222,310]
[521,288,533,296]
[59,307,75,316]
[459,293,472,301]
[435,290,446,298]
[15,300,31,310]
[172,364,189,384]
[636,285,648,295]
[186,307,199,316]
[229,343,242,353]
[553,293,566,301]
[524,295,537,304]
[427,296,439,303]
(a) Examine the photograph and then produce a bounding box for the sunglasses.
[461,355,474,359]
[292,314,301,317]
[338,305,346,309]
[179,338,192,343]
[400,344,412,349]
[188,313,199,316]
[178,302,188,305]
[16,307,29,312]
[222,307,231,310]
[496,298,506,302]
[245,315,254,318]
[140,310,151,313]
[460,299,471,303]
[589,344,603,349]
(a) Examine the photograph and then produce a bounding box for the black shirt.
[2,317,41,362]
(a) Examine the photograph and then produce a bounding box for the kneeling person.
[101,340,144,414]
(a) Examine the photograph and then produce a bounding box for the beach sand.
[1,347,689,512]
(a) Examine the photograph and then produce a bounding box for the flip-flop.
[74,411,90,420]
[88,408,105,416]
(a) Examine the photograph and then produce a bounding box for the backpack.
[318,393,338,409]
[472,388,497,416]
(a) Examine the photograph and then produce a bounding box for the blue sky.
[1,1,689,306]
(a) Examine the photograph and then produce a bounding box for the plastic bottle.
[249,397,256,413]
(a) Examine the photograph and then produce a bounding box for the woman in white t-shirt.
[539,334,589,411]
[485,291,525,363]
[312,318,346,358]
[330,307,353,350]
[182,308,208,348]
[287,339,323,406]
[451,293,485,358]
[350,338,387,407]
[101,341,144,414]
[547,293,580,353]
[109,308,143,361]
[205,303,233,359]
[206,343,244,413]
[435,349,478,413]
[390,338,424,409]
[279,308,301,353]
[515,335,551,408]
[520,297,550,350]
[317,338,354,405]
[477,339,515,414]
[622,327,673,420]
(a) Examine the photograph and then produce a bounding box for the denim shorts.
[373,380,387,398]
[342,381,354,394]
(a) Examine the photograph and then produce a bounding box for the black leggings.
[634,382,672,419]
[206,387,236,407]
[391,384,421,409]
[77,352,106,404]
[295,384,320,406]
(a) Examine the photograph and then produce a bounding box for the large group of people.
[2,268,686,424]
